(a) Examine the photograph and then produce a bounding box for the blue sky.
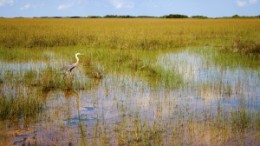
[0,0,259,17]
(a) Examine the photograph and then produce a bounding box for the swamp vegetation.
[0,18,259,145]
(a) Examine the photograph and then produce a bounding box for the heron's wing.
[70,66,78,72]
[60,63,76,73]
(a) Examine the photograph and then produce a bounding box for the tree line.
[5,14,260,19]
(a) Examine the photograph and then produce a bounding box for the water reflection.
[0,50,259,145]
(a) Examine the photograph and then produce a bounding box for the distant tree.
[104,15,116,18]
[163,14,188,18]
[70,16,82,18]
[39,16,49,18]
[137,16,156,18]
[87,16,102,18]
[231,14,260,18]
[52,16,62,18]
[232,14,240,18]
[104,15,135,18]
[121,15,135,18]
[191,15,208,19]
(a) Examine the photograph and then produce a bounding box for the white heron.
[61,52,83,75]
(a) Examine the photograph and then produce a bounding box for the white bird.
[61,52,83,75]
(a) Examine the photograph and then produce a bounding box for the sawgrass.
[0,18,259,145]
[0,18,259,52]
[0,87,44,120]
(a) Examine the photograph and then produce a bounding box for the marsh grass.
[139,63,183,88]
[39,66,64,89]
[0,18,259,89]
[0,18,259,52]
[231,109,252,131]
[208,103,260,132]
[0,86,44,120]
[27,66,90,90]
[0,96,43,120]
[191,46,259,70]
[0,18,259,145]
[214,50,260,69]
[0,59,91,90]
[79,47,183,88]
[228,38,260,54]
[114,115,164,145]
[0,47,49,61]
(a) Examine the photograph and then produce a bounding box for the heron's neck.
[75,54,79,65]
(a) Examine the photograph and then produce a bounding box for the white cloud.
[236,0,258,7]
[111,0,124,9]
[0,0,14,7]
[57,0,83,10]
[125,3,134,9]
[57,4,72,10]
[249,0,258,4]
[110,0,134,9]
[20,3,32,10]
[237,0,247,7]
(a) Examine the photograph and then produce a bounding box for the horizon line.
[1,14,260,19]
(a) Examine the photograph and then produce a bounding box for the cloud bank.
[110,0,135,9]
[57,0,83,10]
[20,3,33,10]
[57,4,72,10]
[0,0,14,7]
[236,0,258,7]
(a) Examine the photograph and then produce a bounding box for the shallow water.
[0,49,259,145]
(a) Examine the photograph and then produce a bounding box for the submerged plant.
[231,109,251,131]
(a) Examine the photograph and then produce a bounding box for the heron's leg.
[70,72,74,80]
[63,74,68,86]
[70,73,73,81]
[69,73,73,87]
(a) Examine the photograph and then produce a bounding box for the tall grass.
[0,18,259,145]
[227,37,260,54]
[0,96,43,120]
[0,85,44,120]
[0,18,259,88]
[0,18,259,52]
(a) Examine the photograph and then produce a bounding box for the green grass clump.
[39,66,64,89]
[231,109,251,131]
[0,96,44,120]
[39,66,90,90]
[0,47,49,61]
[1,63,90,90]
[138,64,183,88]
[193,47,259,69]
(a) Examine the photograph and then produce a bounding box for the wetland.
[0,18,259,145]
